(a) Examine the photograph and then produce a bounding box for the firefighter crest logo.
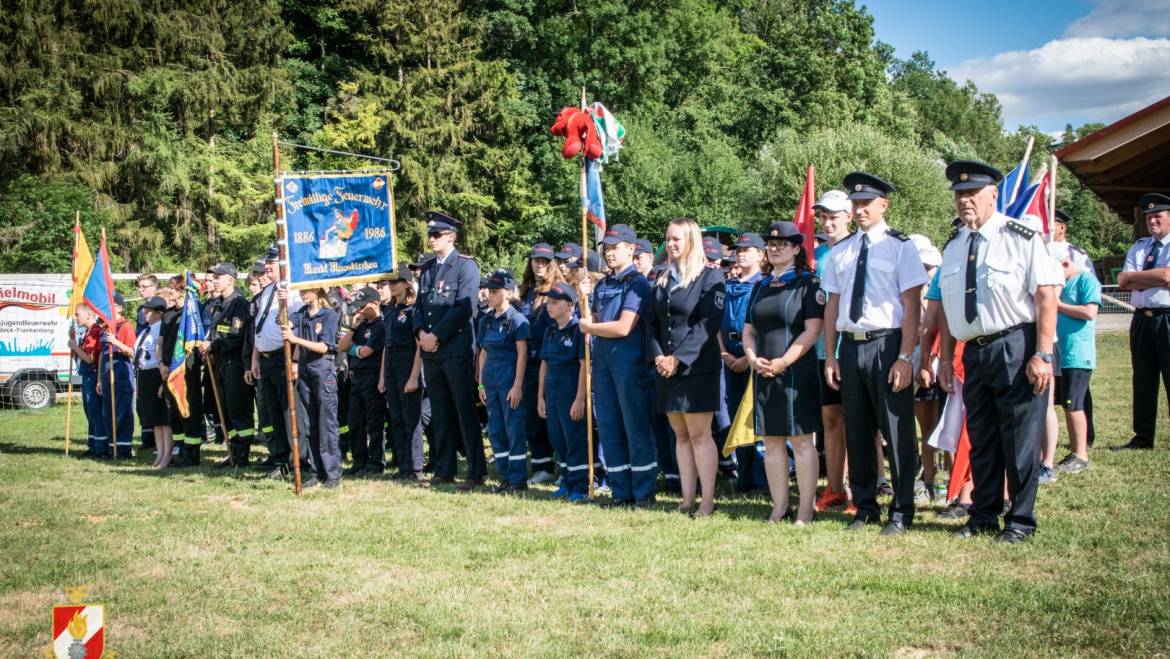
[47,586,111,658]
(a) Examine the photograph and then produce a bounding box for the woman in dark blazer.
[647,217,726,516]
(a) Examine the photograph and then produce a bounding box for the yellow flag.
[68,220,94,317]
[723,375,757,458]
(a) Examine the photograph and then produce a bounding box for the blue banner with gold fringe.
[280,172,397,288]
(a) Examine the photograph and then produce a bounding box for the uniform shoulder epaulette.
[1005,220,1036,240]
[943,227,961,248]
[885,228,910,241]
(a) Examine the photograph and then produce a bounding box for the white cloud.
[1066,0,1170,38]
[949,37,1170,129]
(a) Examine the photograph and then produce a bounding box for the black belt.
[726,331,742,342]
[259,349,284,359]
[841,328,900,343]
[1137,307,1170,318]
[970,323,1030,346]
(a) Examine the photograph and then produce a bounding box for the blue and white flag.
[280,172,397,288]
[997,157,1031,213]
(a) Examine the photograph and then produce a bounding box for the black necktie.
[849,234,869,323]
[1144,240,1162,270]
[965,233,980,323]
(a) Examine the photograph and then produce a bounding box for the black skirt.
[657,370,720,414]
[753,353,822,437]
[136,369,170,428]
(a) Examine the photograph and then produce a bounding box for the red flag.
[793,165,817,269]
[1012,170,1052,236]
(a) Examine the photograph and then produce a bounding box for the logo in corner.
[47,585,110,658]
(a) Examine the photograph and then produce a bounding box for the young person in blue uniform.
[379,265,425,481]
[743,221,825,524]
[67,305,106,457]
[415,211,486,490]
[477,269,532,493]
[648,218,727,516]
[518,243,564,485]
[537,282,590,502]
[286,286,342,488]
[338,286,386,477]
[721,231,767,493]
[579,224,658,508]
[95,293,138,459]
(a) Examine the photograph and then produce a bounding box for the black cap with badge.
[945,160,1004,191]
[545,281,578,304]
[1054,209,1073,225]
[485,269,517,290]
[599,224,637,245]
[765,221,804,243]
[529,243,556,260]
[1139,193,1170,215]
[351,286,381,308]
[265,242,279,261]
[843,171,896,200]
[425,210,461,234]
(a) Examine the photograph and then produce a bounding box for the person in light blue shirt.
[1050,243,1100,474]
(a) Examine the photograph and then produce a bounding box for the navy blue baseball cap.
[556,242,583,261]
[250,259,267,274]
[634,238,654,257]
[529,243,556,260]
[141,296,167,311]
[1140,193,1170,214]
[945,160,1003,191]
[485,269,516,290]
[351,286,380,307]
[764,221,803,243]
[814,232,829,243]
[545,281,578,304]
[1054,209,1073,225]
[112,292,125,307]
[600,224,637,245]
[425,210,462,233]
[393,263,414,282]
[585,251,603,273]
[702,236,723,261]
[734,232,765,250]
[843,172,896,200]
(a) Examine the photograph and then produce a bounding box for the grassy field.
[1,332,1168,657]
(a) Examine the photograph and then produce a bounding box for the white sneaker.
[527,471,556,485]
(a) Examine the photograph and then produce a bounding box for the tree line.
[0,0,1130,274]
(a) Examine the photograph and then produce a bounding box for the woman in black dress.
[647,217,726,516]
[742,221,824,524]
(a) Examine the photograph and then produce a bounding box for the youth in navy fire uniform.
[538,282,590,502]
[477,270,531,491]
[380,265,425,479]
[287,287,342,487]
[518,243,560,483]
[339,286,386,476]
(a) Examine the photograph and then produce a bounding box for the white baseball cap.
[1047,242,1071,262]
[812,189,851,214]
[909,234,942,267]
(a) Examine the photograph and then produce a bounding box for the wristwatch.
[1033,351,1053,363]
[897,353,913,363]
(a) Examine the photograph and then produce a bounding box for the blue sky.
[865,0,1170,133]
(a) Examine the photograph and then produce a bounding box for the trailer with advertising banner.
[0,275,74,409]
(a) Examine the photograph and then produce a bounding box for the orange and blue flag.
[81,233,116,326]
[166,272,205,417]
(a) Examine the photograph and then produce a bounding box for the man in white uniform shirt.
[1113,193,1170,451]
[251,244,306,477]
[822,172,927,536]
[937,160,1062,544]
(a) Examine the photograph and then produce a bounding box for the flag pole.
[65,211,80,457]
[273,133,303,495]
[102,229,117,462]
[1049,153,1058,237]
[579,86,595,498]
[204,351,230,466]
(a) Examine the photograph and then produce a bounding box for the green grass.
[1,332,1168,657]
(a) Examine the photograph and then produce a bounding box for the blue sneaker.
[568,491,589,504]
[549,485,570,499]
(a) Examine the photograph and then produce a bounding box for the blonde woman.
[647,218,727,516]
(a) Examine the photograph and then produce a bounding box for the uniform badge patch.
[815,289,827,305]
[713,291,725,309]
[232,317,242,330]
[314,322,322,334]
